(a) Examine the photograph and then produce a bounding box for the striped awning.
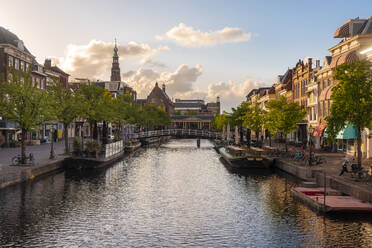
[313,123,327,137]
[319,84,335,101]
[331,51,359,69]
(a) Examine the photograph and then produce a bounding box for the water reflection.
[0,139,371,247]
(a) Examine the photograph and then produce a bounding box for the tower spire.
[110,38,121,81]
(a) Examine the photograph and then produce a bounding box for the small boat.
[125,140,141,152]
[213,139,225,153]
[218,145,272,171]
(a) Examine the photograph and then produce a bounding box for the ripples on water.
[0,139,371,247]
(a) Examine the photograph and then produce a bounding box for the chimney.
[217,96,220,103]
[308,58,312,68]
[162,83,166,92]
[44,59,52,69]
[316,60,320,68]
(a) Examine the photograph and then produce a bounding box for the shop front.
[324,124,357,155]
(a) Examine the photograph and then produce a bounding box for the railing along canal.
[128,129,222,139]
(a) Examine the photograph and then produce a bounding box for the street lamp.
[308,126,314,166]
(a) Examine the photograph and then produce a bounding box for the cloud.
[205,79,265,111]
[124,64,267,111]
[156,23,251,47]
[52,40,169,80]
[123,64,203,99]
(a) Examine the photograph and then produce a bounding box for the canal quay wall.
[0,157,65,190]
[274,158,372,203]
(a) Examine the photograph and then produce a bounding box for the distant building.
[146,82,174,115]
[44,58,69,88]
[0,26,47,146]
[94,41,136,100]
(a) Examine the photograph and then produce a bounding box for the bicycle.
[12,153,35,165]
[293,151,304,161]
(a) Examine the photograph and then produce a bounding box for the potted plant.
[86,139,100,158]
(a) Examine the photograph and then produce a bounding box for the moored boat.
[213,139,224,153]
[125,140,141,152]
[218,145,272,171]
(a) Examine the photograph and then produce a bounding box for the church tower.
[110,39,121,81]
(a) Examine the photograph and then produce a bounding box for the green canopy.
[323,125,357,139]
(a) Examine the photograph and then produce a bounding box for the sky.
[1,0,371,111]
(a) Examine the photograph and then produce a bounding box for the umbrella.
[227,123,231,143]
[235,126,239,145]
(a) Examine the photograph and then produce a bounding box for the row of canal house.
[246,16,372,158]
[0,26,70,147]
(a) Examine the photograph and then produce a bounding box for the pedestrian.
[339,159,349,176]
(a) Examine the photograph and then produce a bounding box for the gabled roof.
[51,66,69,76]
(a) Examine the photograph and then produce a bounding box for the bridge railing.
[127,129,222,139]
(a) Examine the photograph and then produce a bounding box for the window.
[8,56,13,67]
[37,78,40,89]
[20,61,24,71]
[14,59,19,70]
[25,63,30,72]
[328,79,331,86]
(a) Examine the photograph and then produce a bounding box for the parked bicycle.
[12,153,35,165]
[293,151,304,161]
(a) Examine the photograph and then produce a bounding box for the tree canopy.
[0,70,53,161]
[240,102,265,139]
[265,96,306,150]
[326,60,372,165]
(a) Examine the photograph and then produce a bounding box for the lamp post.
[308,126,314,166]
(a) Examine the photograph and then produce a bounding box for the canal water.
[0,139,371,247]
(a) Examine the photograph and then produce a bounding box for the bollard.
[197,138,200,148]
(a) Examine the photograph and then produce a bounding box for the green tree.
[326,60,372,167]
[230,102,250,127]
[211,112,229,130]
[48,81,83,154]
[0,70,52,162]
[265,96,306,151]
[240,102,265,141]
[78,84,112,140]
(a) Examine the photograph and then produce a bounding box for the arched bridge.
[127,129,222,140]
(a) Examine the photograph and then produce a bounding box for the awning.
[323,125,357,139]
[313,123,327,137]
[330,55,341,68]
[319,84,334,101]
[330,51,359,69]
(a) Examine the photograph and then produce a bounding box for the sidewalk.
[0,141,68,189]
[269,141,372,202]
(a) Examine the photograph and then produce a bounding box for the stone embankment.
[274,158,372,203]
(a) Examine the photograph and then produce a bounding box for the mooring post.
[197,138,200,148]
